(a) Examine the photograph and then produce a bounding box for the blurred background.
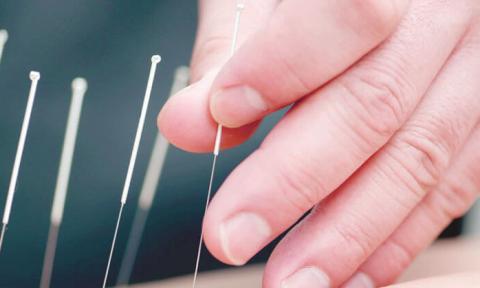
[0,1,478,287]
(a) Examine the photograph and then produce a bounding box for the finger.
[202,0,472,265]
[158,0,278,152]
[263,27,480,288]
[158,70,259,152]
[343,126,480,287]
[209,0,411,128]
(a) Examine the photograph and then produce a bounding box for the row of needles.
[0,1,247,286]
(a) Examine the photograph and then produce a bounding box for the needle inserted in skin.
[192,3,244,288]
[0,71,41,253]
[0,30,8,65]
[116,66,190,286]
[40,78,87,288]
[102,55,161,288]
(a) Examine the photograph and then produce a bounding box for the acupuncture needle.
[192,2,245,288]
[40,78,88,288]
[116,66,189,286]
[0,71,41,253]
[102,55,161,288]
[0,30,8,64]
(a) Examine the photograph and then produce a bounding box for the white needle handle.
[0,29,8,64]
[2,71,40,225]
[50,78,87,225]
[121,55,161,204]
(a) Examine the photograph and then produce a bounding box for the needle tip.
[72,77,88,93]
[151,55,161,64]
[30,71,40,81]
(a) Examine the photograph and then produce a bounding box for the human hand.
[158,0,480,287]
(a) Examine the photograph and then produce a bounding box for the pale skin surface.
[158,0,480,287]
[132,237,480,287]
[387,273,480,288]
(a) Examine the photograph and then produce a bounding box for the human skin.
[158,0,480,287]
[387,273,480,288]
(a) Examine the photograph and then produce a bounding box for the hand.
[158,0,480,287]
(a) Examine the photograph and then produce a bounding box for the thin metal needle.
[192,3,244,287]
[192,156,217,288]
[0,30,8,65]
[0,71,41,254]
[103,204,125,288]
[116,66,189,285]
[102,55,161,288]
[40,78,87,288]
[0,225,5,252]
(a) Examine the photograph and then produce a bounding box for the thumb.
[190,0,278,82]
[210,0,410,128]
[157,0,278,152]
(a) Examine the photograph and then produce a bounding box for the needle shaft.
[103,203,125,288]
[115,205,148,285]
[102,55,161,288]
[192,155,217,288]
[116,66,189,285]
[40,223,60,288]
[0,71,40,253]
[0,224,6,253]
[192,3,244,287]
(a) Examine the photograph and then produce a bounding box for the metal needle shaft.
[192,3,244,287]
[102,55,161,288]
[116,66,189,285]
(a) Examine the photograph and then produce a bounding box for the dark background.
[0,0,274,287]
[0,1,463,287]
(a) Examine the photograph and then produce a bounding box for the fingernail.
[343,273,374,288]
[282,267,331,288]
[211,85,268,127]
[219,212,271,265]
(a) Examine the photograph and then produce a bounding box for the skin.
[158,0,480,287]
[386,273,480,288]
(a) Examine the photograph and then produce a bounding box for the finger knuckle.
[338,67,409,145]
[332,218,376,261]
[384,238,414,272]
[390,123,453,194]
[435,176,479,220]
[271,151,327,213]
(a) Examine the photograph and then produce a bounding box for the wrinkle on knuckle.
[331,218,374,261]
[276,54,314,96]
[338,66,410,145]
[390,124,452,193]
[385,237,414,271]
[375,154,425,208]
[435,177,479,220]
[273,153,327,214]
